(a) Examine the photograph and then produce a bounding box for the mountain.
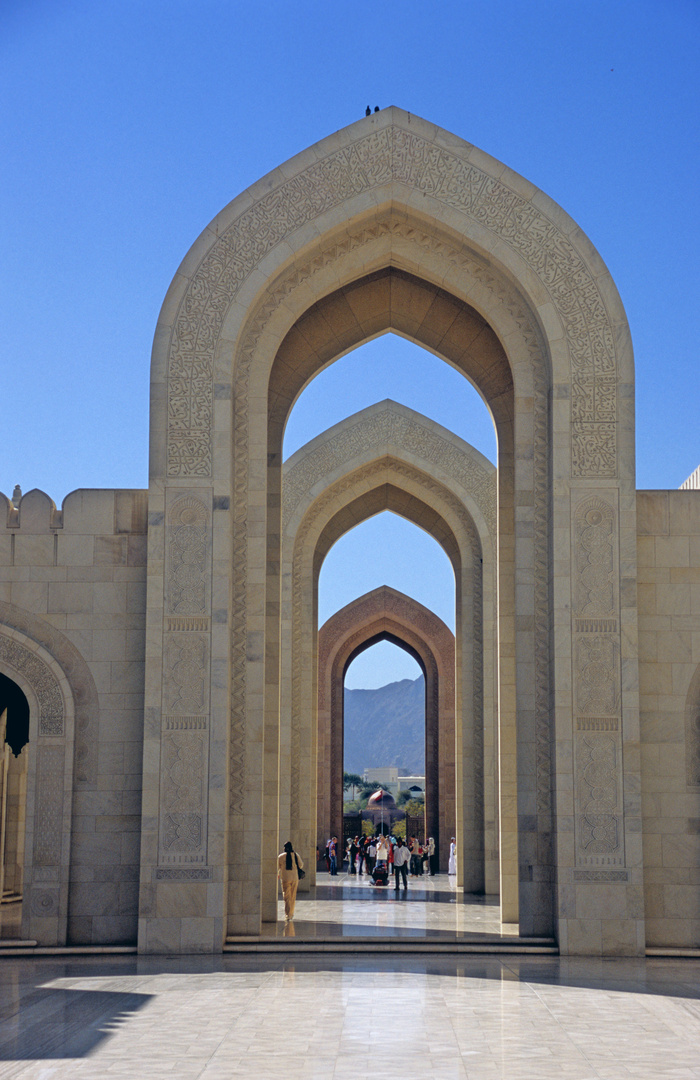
[343,675,425,774]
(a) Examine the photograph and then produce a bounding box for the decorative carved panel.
[574,498,616,618]
[166,496,210,615]
[573,869,629,882]
[575,636,620,716]
[33,744,65,867]
[576,733,620,856]
[572,493,624,867]
[159,492,212,868]
[165,124,617,480]
[159,731,207,863]
[165,634,209,715]
[0,637,63,736]
[155,867,212,880]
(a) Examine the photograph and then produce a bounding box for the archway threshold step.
[224,937,557,954]
[0,943,136,956]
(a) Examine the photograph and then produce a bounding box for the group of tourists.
[324,833,439,878]
[279,831,459,919]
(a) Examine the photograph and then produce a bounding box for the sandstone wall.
[4,482,700,949]
[637,490,700,948]
[0,488,147,944]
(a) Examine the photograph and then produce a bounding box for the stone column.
[557,485,644,955]
[498,468,519,925]
[139,490,224,953]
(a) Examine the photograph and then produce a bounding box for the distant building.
[363,767,425,799]
[363,766,399,789]
[361,789,405,834]
[680,465,700,490]
[398,776,425,797]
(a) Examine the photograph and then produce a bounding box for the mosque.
[2,108,700,957]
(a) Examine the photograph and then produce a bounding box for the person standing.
[409,836,419,876]
[277,841,304,922]
[367,837,377,874]
[427,836,437,876]
[357,837,367,875]
[448,837,457,876]
[329,836,338,876]
[393,837,409,890]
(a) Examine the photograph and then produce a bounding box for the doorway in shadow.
[0,672,29,940]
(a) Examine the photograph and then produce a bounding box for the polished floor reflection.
[1,953,700,1078]
[237,873,524,942]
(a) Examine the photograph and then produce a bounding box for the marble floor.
[1,953,700,1078]
[246,872,524,942]
[0,879,512,947]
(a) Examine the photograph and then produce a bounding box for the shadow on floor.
[0,975,152,1061]
[310,884,493,904]
[256,919,518,940]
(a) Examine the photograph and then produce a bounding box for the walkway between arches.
[224,873,548,950]
[253,875,514,944]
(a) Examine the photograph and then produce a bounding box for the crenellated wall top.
[0,488,148,534]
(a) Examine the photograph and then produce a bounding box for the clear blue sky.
[2,1,699,687]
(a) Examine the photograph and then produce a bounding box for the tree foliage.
[342,772,364,799]
[397,788,424,806]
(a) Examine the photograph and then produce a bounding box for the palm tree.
[343,772,364,800]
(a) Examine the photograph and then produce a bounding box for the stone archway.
[287,466,484,901]
[318,587,458,875]
[0,624,73,944]
[143,108,640,955]
[0,671,29,938]
[0,602,101,946]
[280,401,498,900]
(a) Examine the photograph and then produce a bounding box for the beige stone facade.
[0,488,147,945]
[1,109,699,956]
[637,491,700,947]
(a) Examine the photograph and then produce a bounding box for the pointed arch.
[277,404,499,914]
[318,587,458,875]
[0,602,101,945]
[143,109,640,955]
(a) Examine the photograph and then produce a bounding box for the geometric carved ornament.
[0,635,64,736]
